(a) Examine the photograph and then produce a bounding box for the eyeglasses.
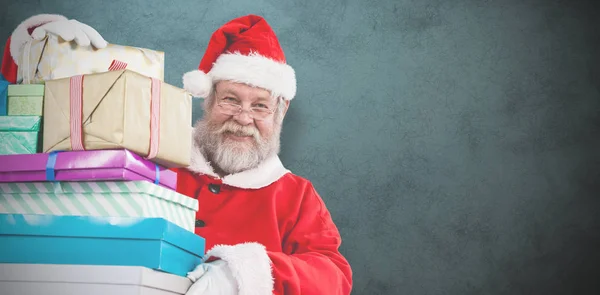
[216,100,279,121]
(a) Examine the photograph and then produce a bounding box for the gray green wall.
[2,0,599,294]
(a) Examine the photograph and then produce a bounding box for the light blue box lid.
[0,214,205,257]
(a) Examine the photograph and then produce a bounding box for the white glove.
[186,260,238,295]
[31,19,108,48]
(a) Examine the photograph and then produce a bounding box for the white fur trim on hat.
[10,14,68,66]
[210,51,296,100]
[203,242,274,295]
[183,69,213,98]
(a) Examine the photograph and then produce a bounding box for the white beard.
[193,118,282,175]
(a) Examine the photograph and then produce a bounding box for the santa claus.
[2,13,352,295]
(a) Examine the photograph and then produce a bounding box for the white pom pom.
[183,70,212,98]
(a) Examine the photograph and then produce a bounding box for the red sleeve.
[268,184,353,295]
[1,36,18,83]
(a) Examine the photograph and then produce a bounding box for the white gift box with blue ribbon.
[0,214,205,277]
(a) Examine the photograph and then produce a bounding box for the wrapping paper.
[7,96,43,115]
[0,149,177,189]
[0,181,198,232]
[42,69,192,168]
[0,116,41,155]
[0,214,205,277]
[18,35,164,84]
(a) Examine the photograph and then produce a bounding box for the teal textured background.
[2,0,600,294]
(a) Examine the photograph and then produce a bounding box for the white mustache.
[216,121,260,140]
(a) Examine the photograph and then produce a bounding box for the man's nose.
[233,109,254,125]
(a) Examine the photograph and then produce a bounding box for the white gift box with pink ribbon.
[41,60,192,168]
[18,35,165,84]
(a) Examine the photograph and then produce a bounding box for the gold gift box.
[19,35,164,84]
[42,69,192,168]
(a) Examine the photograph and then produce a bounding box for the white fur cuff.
[10,14,68,66]
[204,242,274,295]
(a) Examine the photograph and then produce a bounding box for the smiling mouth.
[224,132,254,141]
[225,131,252,137]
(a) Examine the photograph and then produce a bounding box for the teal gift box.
[0,75,8,116]
[0,214,206,277]
[0,115,41,155]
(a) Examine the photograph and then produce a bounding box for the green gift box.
[0,115,42,155]
[7,84,44,96]
[8,96,44,115]
[7,84,44,116]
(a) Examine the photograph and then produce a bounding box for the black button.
[208,184,220,194]
[195,220,205,227]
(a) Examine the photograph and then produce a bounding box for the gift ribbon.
[69,75,85,151]
[148,77,161,159]
[108,60,128,71]
[22,40,32,84]
[154,164,160,184]
[68,60,161,158]
[45,151,60,181]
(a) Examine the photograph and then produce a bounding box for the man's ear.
[282,100,291,118]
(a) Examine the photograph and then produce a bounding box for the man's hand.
[31,19,108,49]
[186,260,238,295]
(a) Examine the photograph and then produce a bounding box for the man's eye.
[255,104,268,109]
[223,97,236,102]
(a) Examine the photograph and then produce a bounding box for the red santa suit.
[173,144,352,295]
[179,15,353,295]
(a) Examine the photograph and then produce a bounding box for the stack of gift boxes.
[0,34,203,294]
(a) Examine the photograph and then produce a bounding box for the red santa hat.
[1,14,68,84]
[182,14,296,100]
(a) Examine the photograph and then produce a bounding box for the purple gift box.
[0,149,177,189]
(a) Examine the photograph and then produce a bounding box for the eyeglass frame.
[215,96,281,121]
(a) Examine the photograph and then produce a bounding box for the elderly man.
[179,14,352,295]
[2,13,352,295]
